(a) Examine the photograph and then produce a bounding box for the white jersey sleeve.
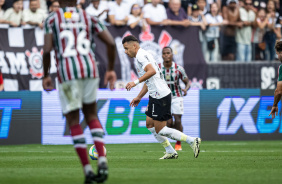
[135,48,171,99]
[137,53,151,70]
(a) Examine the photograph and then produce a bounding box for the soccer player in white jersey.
[160,46,190,151]
[123,35,201,159]
[42,0,116,183]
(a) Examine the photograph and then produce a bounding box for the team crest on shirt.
[64,12,72,19]
[64,12,80,22]
[165,74,170,80]
[153,92,160,98]
[25,47,44,79]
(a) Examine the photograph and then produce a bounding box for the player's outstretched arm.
[130,84,148,107]
[42,33,54,91]
[98,30,117,90]
[269,81,282,119]
[126,64,156,91]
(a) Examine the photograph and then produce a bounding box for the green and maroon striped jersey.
[44,7,105,83]
[159,62,188,98]
[278,64,282,81]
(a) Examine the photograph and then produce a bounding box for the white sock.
[148,127,175,154]
[186,136,195,145]
[158,126,195,145]
[84,164,93,174]
[98,156,107,165]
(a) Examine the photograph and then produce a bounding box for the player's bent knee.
[156,126,167,135]
[155,128,160,134]
[146,119,154,129]
[65,110,80,127]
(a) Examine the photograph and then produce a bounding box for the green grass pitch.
[0,141,282,184]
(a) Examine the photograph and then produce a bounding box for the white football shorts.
[171,97,184,115]
[58,78,99,114]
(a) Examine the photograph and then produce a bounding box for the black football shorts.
[145,93,172,121]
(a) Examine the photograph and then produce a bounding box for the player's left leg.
[146,116,177,159]
[82,78,108,183]
[65,110,96,184]
[83,102,108,182]
[171,97,184,150]
[174,115,183,132]
[154,121,201,158]
[174,114,183,151]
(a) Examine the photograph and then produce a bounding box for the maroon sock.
[176,141,181,145]
[70,124,89,166]
[89,119,105,157]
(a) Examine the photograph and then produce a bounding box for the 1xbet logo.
[217,97,282,134]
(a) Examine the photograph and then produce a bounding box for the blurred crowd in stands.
[0,0,282,62]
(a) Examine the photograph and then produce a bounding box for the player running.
[160,47,190,151]
[269,41,282,119]
[123,35,201,159]
[42,0,116,183]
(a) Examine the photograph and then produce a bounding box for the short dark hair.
[163,46,173,53]
[275,41,282,52]
[51,0,59,5]
[13,0,22,4]
[122,35,139,44]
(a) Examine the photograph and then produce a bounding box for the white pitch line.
[200,150,279,153]
[205,143,248,146]
[203,142,282,146]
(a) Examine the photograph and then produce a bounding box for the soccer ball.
[89,145,107,160]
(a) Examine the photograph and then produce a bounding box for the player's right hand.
[104,70,117,90]
[42,76,54,91]
[126,81,136,91]
[130,97,141,107]
[269,106,278,119]
[182,89,187,96]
